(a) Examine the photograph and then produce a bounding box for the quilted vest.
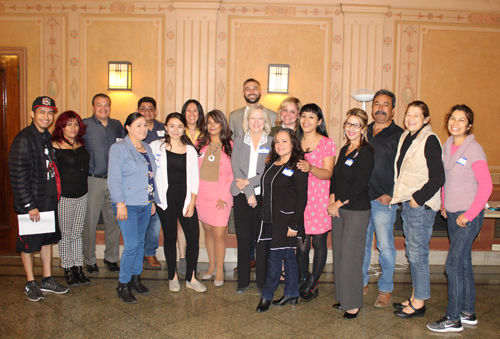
[391,124,441,211]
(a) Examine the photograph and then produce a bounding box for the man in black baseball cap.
[9,96,69,301]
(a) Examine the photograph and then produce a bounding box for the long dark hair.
[267,128,304,169]
[51,110,86,145]
[181,99,205,132]
[296,103,329,139]
[197,109,232,157]
[163,112,194,148]
[124,112,145,135]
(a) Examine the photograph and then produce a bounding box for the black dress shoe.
[103,259,120,272]
[332,303,342,310]
[272,295,299,306]
[87,264,99,274]
[116,282,137,304]
[393,299,411,310]
[394,304,426,318]
[130,275,149,295]
[256,298,272,312]
[64,268,79,287]
[343,310,359,319]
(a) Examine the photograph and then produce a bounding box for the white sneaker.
[169,279,180,292]
[460,312,478,325]
[186,280,206,293]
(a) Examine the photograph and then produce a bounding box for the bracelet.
[117,203,126,208]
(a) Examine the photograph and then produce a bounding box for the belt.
[88,173,108,179]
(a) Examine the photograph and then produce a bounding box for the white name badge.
[283,168,294,177]
[258,147,270,154]
[116,138,122,142]
[345,158,354,166]
[457,157,467,166]
[157,130,165,137]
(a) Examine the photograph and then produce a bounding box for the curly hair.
[196,109,232,157]
[266,128,304,169]
[51,110,86,145]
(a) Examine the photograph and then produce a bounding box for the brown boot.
[374,291,392,308]
[144,256,161,268]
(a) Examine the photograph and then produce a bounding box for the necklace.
[134,143,145,151]
[64,139,78,153]
[208,142,221,162]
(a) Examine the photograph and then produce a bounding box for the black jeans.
[156,196,199,282]
[233,194,261,288]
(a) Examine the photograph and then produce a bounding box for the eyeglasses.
[139,107,155,113]
[345,122,361,129]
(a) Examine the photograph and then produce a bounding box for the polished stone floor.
[0,256,499,338]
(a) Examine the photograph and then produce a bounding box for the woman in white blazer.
[150,112,206,293]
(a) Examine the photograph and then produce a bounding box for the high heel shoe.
[343,309,359,319]
[332,303,341,310]
[202,269,216,280]
[272,295,299,306]
[256,298,272,312]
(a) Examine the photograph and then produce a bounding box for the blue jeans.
[445,210,484,321]
[112,203,152,283]
[144,212,161,257]
[362,200,397,292]
[401,201,436,300]
[261,248,299,301]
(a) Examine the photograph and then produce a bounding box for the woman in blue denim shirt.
[108,113,157,303]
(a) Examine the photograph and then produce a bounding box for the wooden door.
[0,53,22,255]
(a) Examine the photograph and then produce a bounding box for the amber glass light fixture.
[108,61,132,90]
[268,64,289,94]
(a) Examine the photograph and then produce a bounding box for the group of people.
[9,78,492,333]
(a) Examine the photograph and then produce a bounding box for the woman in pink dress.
[196,110,233,287]
[296,103,336,301]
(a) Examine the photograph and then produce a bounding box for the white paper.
[18,211,56,236]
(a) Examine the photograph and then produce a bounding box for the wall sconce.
[268,64,290,94]
[108,61,132,90]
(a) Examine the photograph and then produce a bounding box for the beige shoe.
[169,279,180,292]
[186,280,206,293]
[374,291,392,308]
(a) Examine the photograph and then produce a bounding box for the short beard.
[244,93,261,104]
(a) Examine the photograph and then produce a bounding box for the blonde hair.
[242,104,272,135]
[275,97,302,128]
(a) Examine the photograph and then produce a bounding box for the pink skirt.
[196,180,231,227]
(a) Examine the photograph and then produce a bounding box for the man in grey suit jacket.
[229,78,277,139]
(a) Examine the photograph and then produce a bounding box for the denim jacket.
[107,135,158,206]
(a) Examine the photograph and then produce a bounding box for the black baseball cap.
[32,96,57,112]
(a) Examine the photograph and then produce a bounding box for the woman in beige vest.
[391,101,445,318]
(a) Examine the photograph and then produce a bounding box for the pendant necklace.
[208,142,221,162]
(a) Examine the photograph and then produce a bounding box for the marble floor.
[0,256,499,338]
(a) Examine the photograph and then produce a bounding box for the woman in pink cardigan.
[427,105,492,333]
[196,110,234,287]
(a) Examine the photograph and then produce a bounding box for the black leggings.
[296,232,329,278]
[156,196,199,282]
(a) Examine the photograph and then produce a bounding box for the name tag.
[157,130,165,137]
[457,157,467,166]
[283,168,294,177]
[116,138,122,142]
[258,147,269,154]
[345,158,354,166]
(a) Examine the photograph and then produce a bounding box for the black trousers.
[156,196,199,282]
[233,194,262,288]
[256,237,271,289]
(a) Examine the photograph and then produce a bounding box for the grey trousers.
[332,208,371,310]
[82,176,121,265]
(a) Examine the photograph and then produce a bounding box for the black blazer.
[257,161,308,249]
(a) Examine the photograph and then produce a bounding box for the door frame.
[0,47,27,128]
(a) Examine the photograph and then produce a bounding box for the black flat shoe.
[332,303,341,310]
[393,299,411,310]
[86,264,99,274]
[272,295,298,306]
[103,259,120,272]
[343,310,359,319]
[394,304,425,318]
[256,298,272,312]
